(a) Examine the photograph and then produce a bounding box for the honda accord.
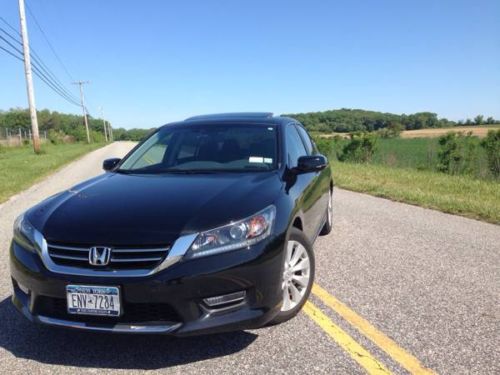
[10,112,333,335]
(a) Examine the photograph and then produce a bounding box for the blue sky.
[1,0,499,129]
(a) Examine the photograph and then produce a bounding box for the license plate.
[66,285,121,316]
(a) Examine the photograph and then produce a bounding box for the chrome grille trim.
[49,253,88,261]
[110,257,163,263]
[47,243,170,270]
[48,244,89,252]
[112,248,167,253]
[36,233,199,277]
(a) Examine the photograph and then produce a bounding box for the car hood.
[28,172,283,246]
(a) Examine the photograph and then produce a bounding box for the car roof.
[159,113,297,128]
[185,112,274,121]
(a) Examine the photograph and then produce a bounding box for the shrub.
[314,138,335,157]
[378,121,403,138]
[481,129,500,177]
[437,132,480,175]
[48,129,66,144]
[337,133,377,163]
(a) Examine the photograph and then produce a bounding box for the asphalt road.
[0,142,498,374]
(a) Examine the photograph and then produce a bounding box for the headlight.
[13,214,41,253]
[187,205,276,259]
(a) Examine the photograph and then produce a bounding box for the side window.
[295,125,314,155]
[286,124,307,168]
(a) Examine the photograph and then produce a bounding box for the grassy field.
[332,161,500,224]
[401,125,500,138]
[0,143,103,204]
[315,125,500,140]
[328,137,493,179]
[371,138,438,170]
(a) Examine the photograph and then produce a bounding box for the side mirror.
[103,158,121,172]
[295,155,328,173]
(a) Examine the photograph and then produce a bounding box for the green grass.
[371,138,438,169]
[332,161,500,224]
[0,143,103,204]
[329,137,492,179]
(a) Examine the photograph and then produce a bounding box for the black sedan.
[10,112,333,335]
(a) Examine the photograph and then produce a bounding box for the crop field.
[326,137,493,179]
[400,126,500,138]
[314,125,500,140]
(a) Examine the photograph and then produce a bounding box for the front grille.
[36,296,182,323]
[47,243,170,270]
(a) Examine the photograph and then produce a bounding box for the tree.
[0,107,155,143]
[486,116,495,124]
[379,121,403,138]
[481,130,500,177]
[437,132,479,175]
[337,133,378,163]
[474,115,484,125]
[284,109,453,133]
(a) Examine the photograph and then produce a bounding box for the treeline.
[284,108,498,133]
[0,108,149,143]
[112,127,154,141]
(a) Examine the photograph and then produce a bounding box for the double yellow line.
[303,284,436,375]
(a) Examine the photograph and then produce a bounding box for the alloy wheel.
[281,240,311,312]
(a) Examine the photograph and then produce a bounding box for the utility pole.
[18,0,41,153]
[72,80,91,143]
[99,106,108,142]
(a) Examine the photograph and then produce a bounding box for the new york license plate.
[66,285,121,316]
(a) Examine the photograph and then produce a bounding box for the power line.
[0,44,23,61]
[0,25,80,103]
[24,1,74,81]
[0,30,80,107]
[0,40,81,107]
[1,11,97,126]
[0,16,19,35]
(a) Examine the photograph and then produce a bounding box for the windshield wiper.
[115,169,135,174]
[160,169,221,174]
[115,168,268,175]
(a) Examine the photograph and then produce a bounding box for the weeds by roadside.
[314,131,500,223]
[0,143,103,203]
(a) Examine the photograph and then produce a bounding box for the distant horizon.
[1,105,498,130]
[1,1,499,130]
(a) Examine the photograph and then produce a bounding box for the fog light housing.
[18,282,30,295]
[203,291,246,307]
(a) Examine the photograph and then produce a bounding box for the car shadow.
[0,297,258,370]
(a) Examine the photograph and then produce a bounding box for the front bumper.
[9,235,285,336]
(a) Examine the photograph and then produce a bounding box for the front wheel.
[270,227,315,324]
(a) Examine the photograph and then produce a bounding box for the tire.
[319,190,333,236]
[270,227,315,325]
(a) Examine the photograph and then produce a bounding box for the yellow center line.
[312,283,436,375]
[303,301,392,375]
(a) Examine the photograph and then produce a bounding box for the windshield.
[118,124,278,173]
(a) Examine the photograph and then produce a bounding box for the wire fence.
[0,127,48,146]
